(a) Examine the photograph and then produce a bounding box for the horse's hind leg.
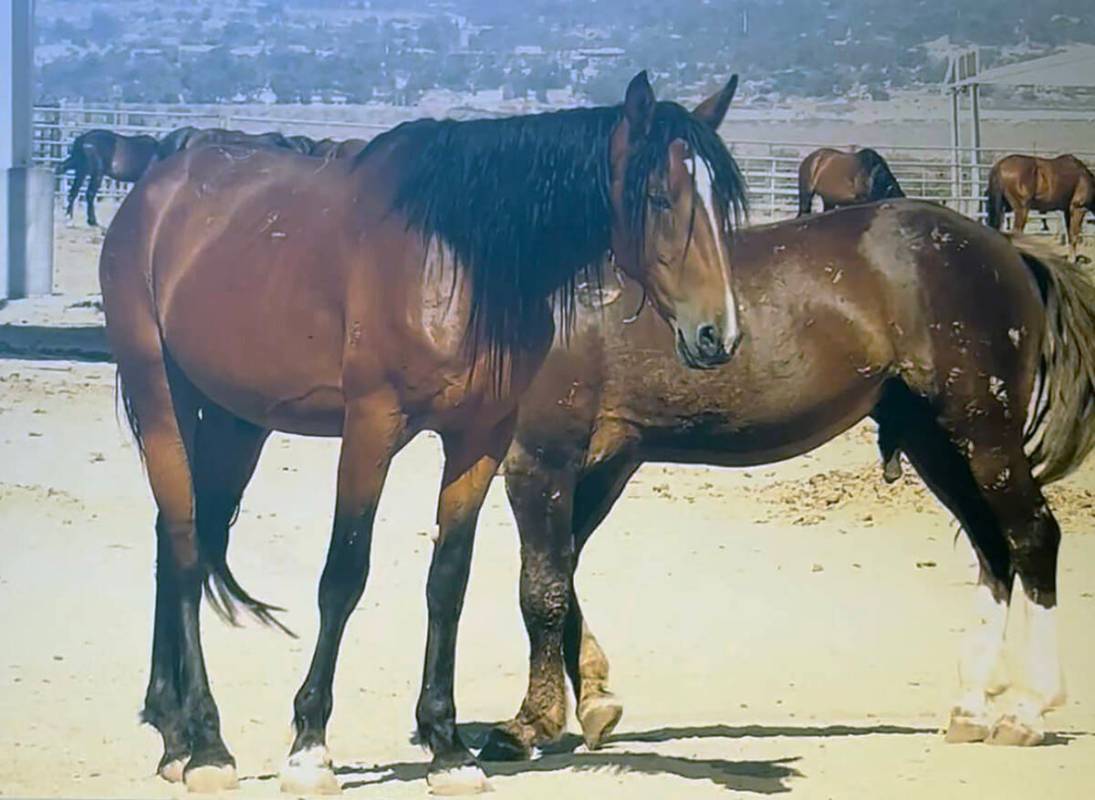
[416,418,515,794]
[85,172,102,227]
[888,395,1013,743]
[1068,205,1086,263]
[65,168,84,219]
[973,466,1064,745]
[280,393,401,795]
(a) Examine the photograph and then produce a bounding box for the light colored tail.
[1014,237,1095,484]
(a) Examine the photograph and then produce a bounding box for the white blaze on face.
[688,155,740,350]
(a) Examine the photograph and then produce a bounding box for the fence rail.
[33,104,1095,233]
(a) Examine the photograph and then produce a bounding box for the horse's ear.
[693,74,738,131]
[623,71,656,142]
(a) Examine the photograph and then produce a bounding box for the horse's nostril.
[696,324,722,359]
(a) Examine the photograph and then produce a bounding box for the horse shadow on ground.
[246,721,953,795]
[243,720,1087,793]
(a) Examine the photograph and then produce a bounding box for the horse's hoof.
[578,695,623,750]
[987,715,1044,747]
[478,725,532,762]
[184,763,239,793]
[944,712,989,744]
[158,757,187,783]
[426,765,492,796]
[280,746,341,795]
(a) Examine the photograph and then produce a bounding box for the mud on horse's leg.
[480,444,577,762]
[280,395,401,795]
[417,419,515,794]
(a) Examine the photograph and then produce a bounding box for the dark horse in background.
[797,147,905,215]
[477,201,1095,763]
[101,73,748,794]
[56,129,158,226]
[987,154,1095,263]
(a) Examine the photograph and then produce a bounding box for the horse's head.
[608,72,746,369]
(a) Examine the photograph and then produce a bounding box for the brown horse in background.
[309,136,370,159]
[987,154,1095,262]
[477,201,1095,763]
[101,73,748,794]
[797,147,905,215]
[155,126,300,160]
[56,129,159,226]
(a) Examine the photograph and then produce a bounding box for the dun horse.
[478,201,1093,762]
[987,154,1095,262]
[797,147,905,215]
[57,129,159,226]
[101,73,747,794]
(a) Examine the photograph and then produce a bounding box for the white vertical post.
[950,87,961,214]
[2,0,53,299]
[970,82,982,220]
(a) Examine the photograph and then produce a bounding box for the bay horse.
[309,137,370,159]
[797,147,905,215]
[987,154,1095,263]
[479,200,1095,762]
[57,129,159,226]
[155,126,300,160]
[101,72,748,794]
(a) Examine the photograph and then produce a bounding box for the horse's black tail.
[56,136,85,175]
[115,370,295,638]
[1013,237,1095,485]
[986,171,1007,229]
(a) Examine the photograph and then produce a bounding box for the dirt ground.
[3,225,1095,800]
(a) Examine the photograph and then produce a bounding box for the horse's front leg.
[279,393,403,795]
[480,441,578,761]
[417,416,516,795]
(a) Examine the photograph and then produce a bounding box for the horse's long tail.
[797,157,815,217]
[1014,237,1095,484]
[56,135,85,175]
[986,170,1007,230]
[115,370,295,637]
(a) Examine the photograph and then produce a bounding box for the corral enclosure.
[35,95,1095,228]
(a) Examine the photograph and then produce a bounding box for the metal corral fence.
[32,104,1095,232]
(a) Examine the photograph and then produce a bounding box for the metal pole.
[950,87,961,214]
[970,82,982,220]
[2,0,53,299]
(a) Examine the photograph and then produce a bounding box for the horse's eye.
[649,194,672,212]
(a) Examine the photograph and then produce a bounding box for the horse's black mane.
[358,100,747,379]
[857,147,905,200]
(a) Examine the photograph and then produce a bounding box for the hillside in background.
[32,0,1095,105]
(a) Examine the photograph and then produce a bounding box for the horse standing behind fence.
[987,154,1095,263]
[478,202,1091,763]
[101,72,748,795]
[56,129,159,226]
[797,147,905,215]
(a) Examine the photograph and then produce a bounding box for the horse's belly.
[159,275,348,435]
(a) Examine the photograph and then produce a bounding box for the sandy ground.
[4,210,1095,799]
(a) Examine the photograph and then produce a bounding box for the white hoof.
[426,765,491,796]
[987,714,1045,747]
[185,764,239,793]
[944,710,989,744]
[159,758,187,783]
[578,694,623,750]
[280,746,341,795]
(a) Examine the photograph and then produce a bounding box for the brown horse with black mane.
[309,136,370,159]
[797,147,905,215]
[987,154,1095,262]
[155,126,302,160]
[478,201,1095,762]
[101,72,747,794]
[56,129,159,226]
